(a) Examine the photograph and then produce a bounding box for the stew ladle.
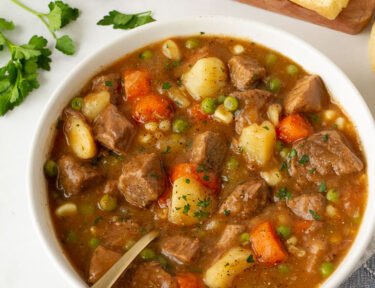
[91,230,159,288]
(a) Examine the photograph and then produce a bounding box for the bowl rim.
[27,15,375,288]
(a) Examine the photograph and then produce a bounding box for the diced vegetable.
[140,248,156,261]
[189,104,209,122]
[65,114,97,159]
[167,86,191,109]
[278,264,289,274]
[214,104,233,124]
[139,50,153,59]
[133,94,173,123]
[182,57,227,100]
[239,121,276,166]
[217,95,226,104]
[170,163,220,192]
[44,160,58,177]
[159,119,171,131]
[99,194,117,211]
[201,97,217,114]
[55,202,78,218]
[326,205,340,218]
[276,225,291,239]
[335,117,346,130]
[82,91,111,122]
[320,262,334,277]
[169,176,214,226]
[185,38,200,49]
[286,65,299,76]
[326,189,339,202]
[226,157,239,170]
[71,97,84,111]
[239,232,250,243]
[203,246,255,288]
[175,273,204,288]
[323,109,337,121]
[261,167,282,186]
[123,69,152,100]
[162,39,181,60]
[276,114,313,144]
[89,237,100,249]
[267,77,281,92]
[223,96,239,112]
[173,119,189,133]
[266,53,277,66]
[232,44,244,55]
[267,103,282,126]
[250,221,287,265]
[145,122,159,132]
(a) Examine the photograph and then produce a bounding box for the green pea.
[71,97,83,111]
[44,160,58,177]
[139,50,153,59]
[286,64,299,76]
[66,231,77,243]
[99,194,117,211]
[89,237,100,249]
[226,157,239,170]
[173,119,189,133]
[185,38,200,49]
[278,264,289,274]
[280,147,290,160]
[267,78,281,92]
[326,189,339,202]
[223,96,239,112]
[266,53,277,66]
[320,262,334,277]
[140,248,156,261]
[239,232,250,243]
[217,95,226,104]
[201,97,217,114]
[276,225,291,239]
[157,255,168,268]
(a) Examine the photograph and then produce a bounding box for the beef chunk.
[131,261,178,288]
[289,130,364,184]
[228,56,266,90]
[218,180,268,218]
[230,89,272,134]
[92,73,121,103]
[88,245,122,283]
[103,180,121,198]
[118,153,165,208]
[287,194,325,220]
[93,104,135,154]
[160,235,200,264]
[216,224,245,250]
[190,131,228,172]
[284,75,327,115]
[95,217,140,250]
[57,155,100,196]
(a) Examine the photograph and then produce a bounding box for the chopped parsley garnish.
[200,31,205,35]
[174,100,182,106]
[202,175,210,181]
[318,181,326,193]
[247,254,255,263]
[263,126,270,130]
[105,80,113,87]
[277,187,292,200]
[224,262,230,267]
[288,149,297,158]
[149,172,160,179]
[280,161,287,172]
[224,209,230,216]
[309,210,321,221]
[182,195,187,201]
[196,165,207,173]
[162,146,171,154]
[162,82,171,90]
[310,114,318,123]
[299,154,309,165]
[194,210,209,221]
[197,198,210,208]
[94,216,103,226]
[322,134,328,142]
[182,204,190,214]
[185,178,190,184]
[97,10,155,30]
[165,64,170,70]
[172,61,180,67]
[238,146,244,153]
[309,168,316,174]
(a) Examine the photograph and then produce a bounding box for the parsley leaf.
[0,18,15,30]
[162,145,171,154]
[97,10,155,30]
[224,209,230,216]
[56,35,74,55]
[298,154,309,165]
[309,210,321,221]
[247,254,255,263]
[318,181,326,193]
[277,187,292,200]
[322,134,328,142]
[197,198,210,208]
[183,204,190,215]
[162,82,171,90]
[194,210,209,221]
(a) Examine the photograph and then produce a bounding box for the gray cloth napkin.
[341,254,375,287]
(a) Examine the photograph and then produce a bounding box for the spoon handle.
[92,230,159,288]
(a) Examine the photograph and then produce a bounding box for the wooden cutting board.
[235,0,375,34]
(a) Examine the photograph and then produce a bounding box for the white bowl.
[28,15,375,288]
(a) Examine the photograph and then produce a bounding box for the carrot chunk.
[188,103,209,122]
[250,221,287,265]
[276,114,313,144]
[170,163,220,193]
[123,69,152,100]
[175,273,204,288]
[133,94,173,123]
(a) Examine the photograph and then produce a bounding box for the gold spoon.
[91,230,159,288]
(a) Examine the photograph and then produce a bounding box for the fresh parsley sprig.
[0,20,52,115]
[9,0,79,55]
[97,10,155,30]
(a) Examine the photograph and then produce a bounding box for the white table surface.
[0,0,374,287]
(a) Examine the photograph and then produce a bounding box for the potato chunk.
[169,176,214,226]
[82,90,111,122]
[204,246,255,288]
[239,120,276,167]
[182,57,227,100]
[65,110,97,159]
[162,39,181,61]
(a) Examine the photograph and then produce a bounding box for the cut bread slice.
[290,0,350,20]
[369,23,375,73]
